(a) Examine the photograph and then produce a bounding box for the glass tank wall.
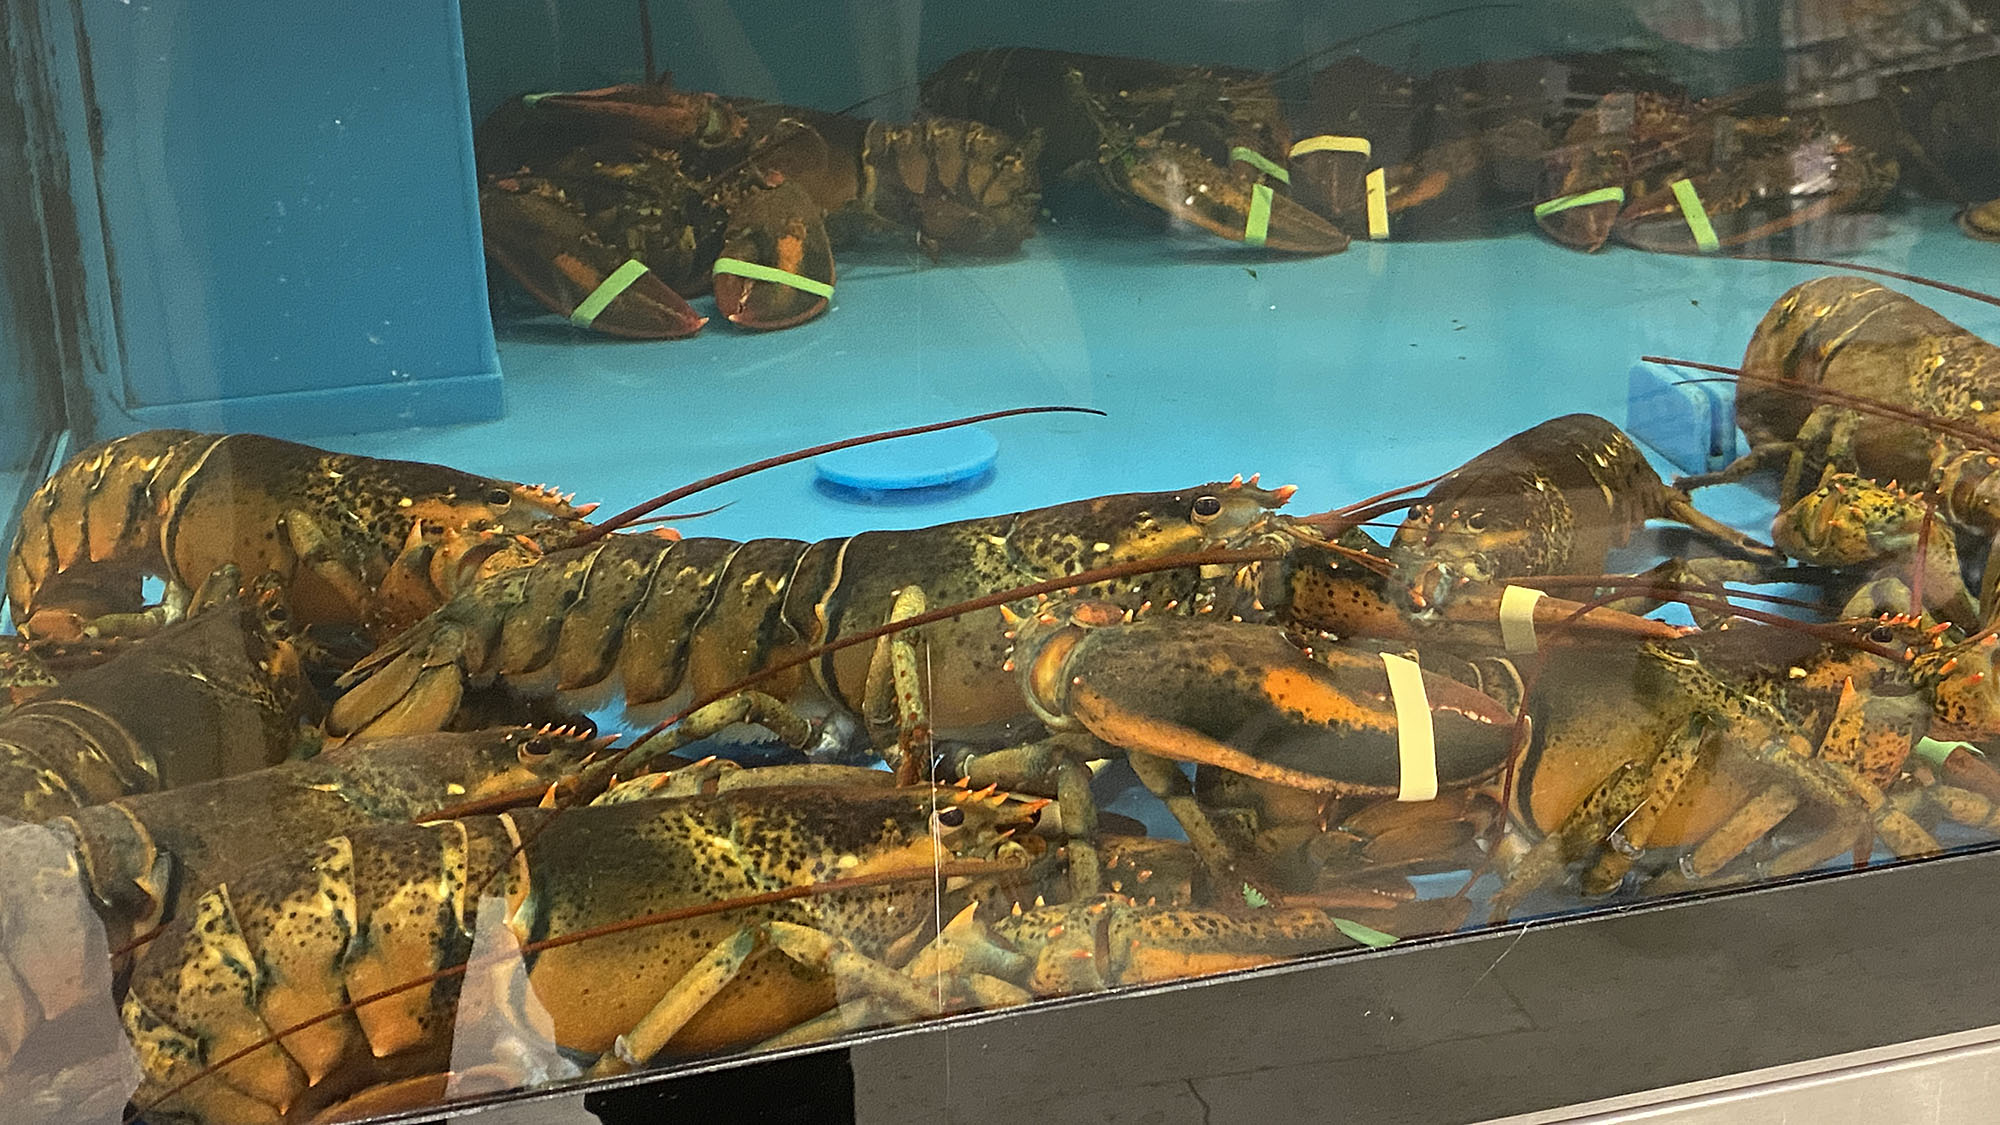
[1,1,1999,1122]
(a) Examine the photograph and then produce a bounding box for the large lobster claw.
[1061,69,1347,255]
[1612,135,1896,254]
[479,186,707,339]
[1117,138,1351,254]
[711,172,836,331]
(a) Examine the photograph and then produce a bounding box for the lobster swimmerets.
[324,479,1296,745]
[5,430,595,646]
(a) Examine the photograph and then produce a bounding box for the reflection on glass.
[2,0,1999,1121]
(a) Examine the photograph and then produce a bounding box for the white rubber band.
[1499,585,1546,655]
[1381,653,1438,801]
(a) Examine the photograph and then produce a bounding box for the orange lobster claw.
[479,188,707,339]
[711,174,835,331]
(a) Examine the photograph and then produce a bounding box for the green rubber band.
[1334,918,1399,948]
[1533,185,1625,219]
[711,257,834,299]
[1230,146,1291,185]
[1670,178,1720,253]
[1916,737,1981,767]
[568,259,651,327]
[1243,183,1274,247]
[1290,134,1371,160]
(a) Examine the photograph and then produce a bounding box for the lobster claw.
[479,186,708,339]
[711,172,836,331]
[1116,137,1350,254]
[1612,139,1895,255]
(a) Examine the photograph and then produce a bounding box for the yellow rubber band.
[711,257,835,299]
[1669,178,1720,253]
[1499,585,1546,655]
[1381,653,1438,802]
[1230,146,1290,184]
[1290,134,1372,160]
[568,259,651,328]
[1244,183,1273,248]
[1365,168,1389,240]
[1533,186,1626,219]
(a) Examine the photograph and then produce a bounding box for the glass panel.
[3,1,1999,1122]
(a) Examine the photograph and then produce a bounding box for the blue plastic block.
[69,0,502,440]
[1626,360,1743,475]
[815,427,1000,493]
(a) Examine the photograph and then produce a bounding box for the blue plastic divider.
[69,0,502,440]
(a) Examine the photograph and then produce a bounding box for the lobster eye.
[1191,495,1224,522]
[484,487,512,507]
[1869,625,1896,644]
[1464,513,1487,531]
[932,806,966,831]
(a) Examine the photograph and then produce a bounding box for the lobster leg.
[1491,761,1647,921]
[1578,718,1710,895]
[953,735,1105,898]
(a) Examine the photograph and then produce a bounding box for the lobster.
[1535,91,1898,254]
[323,478,1297,741]
[1385,413,1778,609]
[24,727,608,957]
[0,566,309,825]
[4,430,594,648]
[476,80,1041,338]
[920,48,1348,254]
[1675,275,2000,616]
[119,783,1045,1123]
[1491,611,2000,917]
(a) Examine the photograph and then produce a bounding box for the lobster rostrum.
[119,783,1044,1124]
[5,430,594,648]
[920,48,1348,254]
[324,478,1295,743]
[476,78,1042,338]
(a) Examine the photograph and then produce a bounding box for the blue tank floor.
[337,201,1998,555]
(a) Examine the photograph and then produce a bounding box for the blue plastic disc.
[814,426,999,492]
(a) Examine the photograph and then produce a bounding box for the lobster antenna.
[1737,258,2000,310]
[1269,4,1525,82]
[570,405,1106,546]
[638,0,655,85]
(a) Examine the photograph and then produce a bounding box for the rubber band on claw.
[1290,135,1372,160]
[1381,652,1438,801]
[1533,186,1625,219]
[568,259,652,328]
[1365,168,1389,240]
[1245,183,1274,248]
[1669,178,1721,253]
[1230,146,1291,184]
[712,257,835,299]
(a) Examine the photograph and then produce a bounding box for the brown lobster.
[476,80,1042,338]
